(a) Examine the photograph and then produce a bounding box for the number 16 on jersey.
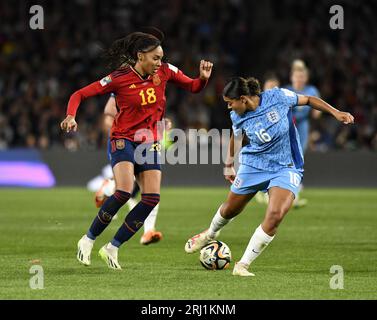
[255,129,272,143]
[289,172,301,187]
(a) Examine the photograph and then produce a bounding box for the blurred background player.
[285,60,321,208]
[185,77,354,276]
[263,72,280,90]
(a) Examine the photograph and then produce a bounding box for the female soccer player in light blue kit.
[286,60,321,207]
[286,60,321,153]
[185,77,354,276]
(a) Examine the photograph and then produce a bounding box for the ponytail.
[246,77,261,96]
[223,77,261,99]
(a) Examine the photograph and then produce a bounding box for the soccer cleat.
[140,230,163,245]
[94,179,115,208]
[232,262,255,277]
[98,245,122,270]
[77,235,94,266]
[184,229,219,254]
[95,194,108,208]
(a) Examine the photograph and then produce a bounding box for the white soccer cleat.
[77,235,94,266]
[185,229,219,254]
[232,262,255,277]
[98,244,122,270]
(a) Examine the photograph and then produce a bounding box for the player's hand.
[199,60,213,80]
[334,111,354,124]
[60,115,78,133]
[223,166,236,184]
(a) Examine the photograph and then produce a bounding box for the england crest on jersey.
[267,110,280,123]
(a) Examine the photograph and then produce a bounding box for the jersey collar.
[130,66,151,81]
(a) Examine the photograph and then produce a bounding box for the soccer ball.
[199,240,231,270]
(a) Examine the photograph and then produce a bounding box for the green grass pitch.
[0,187,376,299]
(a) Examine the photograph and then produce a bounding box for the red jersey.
[67,63,207,142]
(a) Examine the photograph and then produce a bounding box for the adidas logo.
[129,84,136,88]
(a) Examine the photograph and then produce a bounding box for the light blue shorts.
[230,164,303,198]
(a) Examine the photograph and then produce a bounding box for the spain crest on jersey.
[152,74,161,86]
[115,139,125,150]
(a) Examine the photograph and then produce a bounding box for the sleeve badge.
[100,75,112,87]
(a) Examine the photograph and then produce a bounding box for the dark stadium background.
[1,0,376,187]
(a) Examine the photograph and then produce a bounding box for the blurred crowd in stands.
[0,0,376,151]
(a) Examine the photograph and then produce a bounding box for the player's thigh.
[221,191,255,219]
[137,170,161,194]
[265,187,294,221]
[112,161,135,193]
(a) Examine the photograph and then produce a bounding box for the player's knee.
[220,202,241,219]
[266,207,286,226]
[115,185,132,194]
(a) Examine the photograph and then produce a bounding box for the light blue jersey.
[285,85,319,152]
[230,87,304,197]
[231,87,303,172]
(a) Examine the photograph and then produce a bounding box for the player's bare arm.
[297,95,354,124]
[223,132,243,184]
[103,96,117,131]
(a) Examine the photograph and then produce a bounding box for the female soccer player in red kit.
[60,30,213,270]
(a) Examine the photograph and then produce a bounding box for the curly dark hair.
[104,27,164,70]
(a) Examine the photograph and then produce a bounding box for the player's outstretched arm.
[169,60,213,93]
[297,95,354,124]
[60,76,116,133]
